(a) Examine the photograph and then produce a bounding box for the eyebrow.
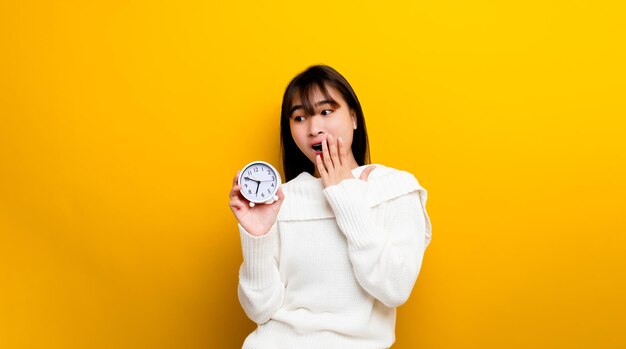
[290,99,336,115]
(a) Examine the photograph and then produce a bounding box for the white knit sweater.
[237,164,432,349]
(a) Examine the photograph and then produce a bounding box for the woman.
[228,65,432,348]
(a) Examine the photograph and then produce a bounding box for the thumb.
[276,186,285,201]
[359,165,377,181]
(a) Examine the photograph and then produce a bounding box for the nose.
[308,115,324,137]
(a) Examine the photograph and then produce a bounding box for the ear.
[351,111,357,130]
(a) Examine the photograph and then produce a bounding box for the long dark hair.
[280,65,370,181]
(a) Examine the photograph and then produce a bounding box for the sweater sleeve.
[322,178,429,308]
[237,222,285,324]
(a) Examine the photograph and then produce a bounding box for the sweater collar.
[293,164,374,182]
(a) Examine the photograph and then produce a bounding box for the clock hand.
[244,176,260,183]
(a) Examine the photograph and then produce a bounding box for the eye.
[293,116,305,122]
[321,109,333,116]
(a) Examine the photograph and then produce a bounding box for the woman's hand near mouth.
[315,134,376,188]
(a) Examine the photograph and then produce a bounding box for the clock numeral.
[244,184,248,188]
[271,183,274,187]
[267,189,271,193]
[271,176,275,180]
[267,170,271,174]
[254,167,258,172]
[261,193,265,197]
[248,190,252,194]
[248,170,252,175]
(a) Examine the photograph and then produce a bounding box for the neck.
[313,154,360,178]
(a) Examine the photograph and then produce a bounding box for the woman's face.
[289,85,357,165]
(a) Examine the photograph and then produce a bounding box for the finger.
[322,138,333,170]
[229,194,245,209]
[337,136,345,166]
[328,134,340,167]
[230,198,244,210]
[359,165,377,181]
[276,186,285,201]
[229,184,241,199]
[315,154,328,178]
[230,184,250,209]
[229,188,245,206]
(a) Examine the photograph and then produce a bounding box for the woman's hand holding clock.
[229,171,285,237]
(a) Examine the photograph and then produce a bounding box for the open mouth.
[312,143,322,152]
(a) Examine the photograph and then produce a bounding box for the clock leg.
[249,202,255,208]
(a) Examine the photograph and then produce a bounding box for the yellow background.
[1,0,625,348]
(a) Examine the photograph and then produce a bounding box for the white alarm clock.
[238,161,282,207]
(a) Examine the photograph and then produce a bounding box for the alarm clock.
[238,161,282,207]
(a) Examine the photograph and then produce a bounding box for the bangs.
[293,80,339,116]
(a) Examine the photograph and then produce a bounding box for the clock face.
[238,161,281,203]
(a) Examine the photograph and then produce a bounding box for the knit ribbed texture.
[238,222,280,289]
[322,179,383,250]
[236,164,432,349]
